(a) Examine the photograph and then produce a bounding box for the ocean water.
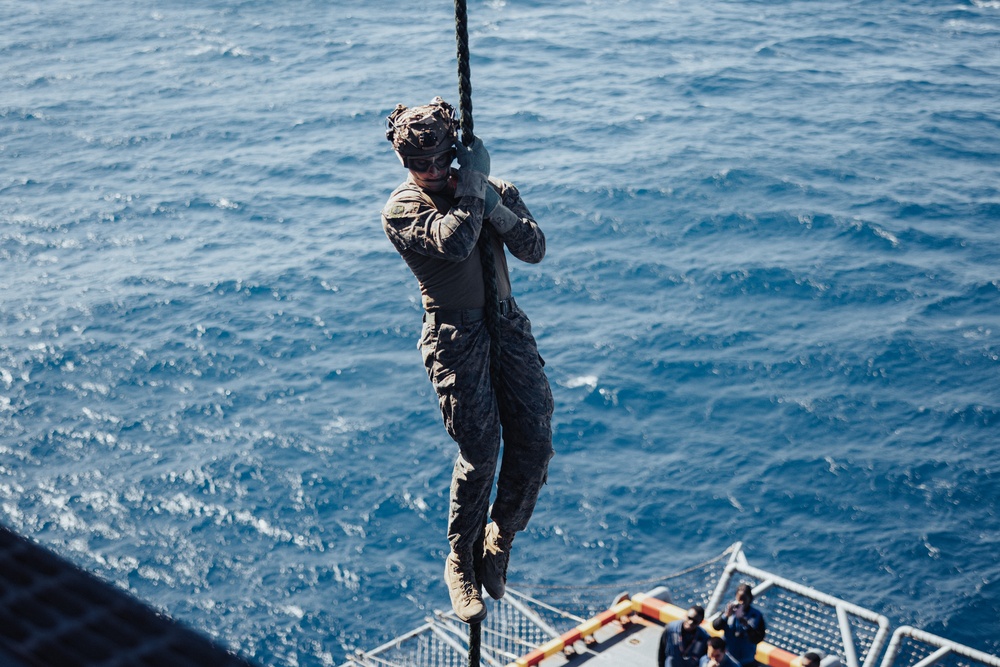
[2,0,999,664]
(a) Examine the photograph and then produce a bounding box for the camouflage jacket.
[381,169,545,311]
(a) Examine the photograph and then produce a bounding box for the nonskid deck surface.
[530,614,663,666]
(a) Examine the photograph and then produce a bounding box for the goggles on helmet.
[404,149,456,172]
[386,97,458,162]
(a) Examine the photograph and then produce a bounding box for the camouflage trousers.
[419,305,555,558]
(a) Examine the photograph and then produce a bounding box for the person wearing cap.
[658,605,710,667]
[381,97,554,623]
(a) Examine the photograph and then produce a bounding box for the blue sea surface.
[2,0,999,664]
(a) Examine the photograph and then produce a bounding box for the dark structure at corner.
[0,523,258,667]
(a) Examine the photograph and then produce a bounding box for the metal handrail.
[706,545,891,667]
[879,626,1000,667]
[339,544,1000,667]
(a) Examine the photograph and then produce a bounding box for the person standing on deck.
[712,584,766,667]
[380,97,554,623]
[658,605,710,667]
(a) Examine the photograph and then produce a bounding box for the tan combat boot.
[444,552,487,623]
[480,522,514,600]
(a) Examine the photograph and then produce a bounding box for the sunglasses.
[406,150,455,172]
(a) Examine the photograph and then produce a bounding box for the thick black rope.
[468,621,482,667]
[454,0,475,146]
[455,3,494,666]
[455,0,502,378]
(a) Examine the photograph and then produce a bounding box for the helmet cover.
[385,97,458,159]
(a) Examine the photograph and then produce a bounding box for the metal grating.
[704,550,892,667]
[721,578,883,663]
[340,544,999,667]
[879,628,1000,667]
[340,550,735,667]
[0,523,257,667]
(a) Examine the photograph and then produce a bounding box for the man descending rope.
[382,97,554,623]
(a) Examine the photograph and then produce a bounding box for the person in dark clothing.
[701,637,741,667]
[801,651,823,667]
[658,605,710,667]
[712,584,766,667]
[381,97,554,624]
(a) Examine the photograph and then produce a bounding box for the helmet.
[386,97,458,165]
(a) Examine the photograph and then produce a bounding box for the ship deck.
[341,543,1000,667]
